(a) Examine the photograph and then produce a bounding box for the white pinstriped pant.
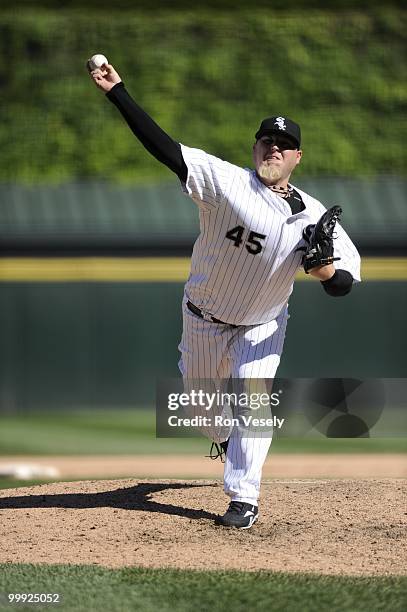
[178,297,288,505]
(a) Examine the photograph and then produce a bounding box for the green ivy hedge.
[0,8,405,183]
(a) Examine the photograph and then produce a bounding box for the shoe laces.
[206,442,226,463]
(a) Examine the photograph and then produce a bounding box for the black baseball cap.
[255,116,301,148]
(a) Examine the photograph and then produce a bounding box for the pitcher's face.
[253,135,302,185]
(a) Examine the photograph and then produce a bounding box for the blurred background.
[0,0,406,484]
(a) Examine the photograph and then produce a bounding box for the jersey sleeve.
[333,222,361,282]
[179,144,234,211]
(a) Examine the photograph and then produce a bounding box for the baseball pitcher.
[88,62,361,529]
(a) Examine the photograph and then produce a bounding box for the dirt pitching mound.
[1,479,406,576]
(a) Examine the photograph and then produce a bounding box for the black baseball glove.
[301,205,342,274]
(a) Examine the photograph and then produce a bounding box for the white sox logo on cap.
[255,116,301,146]
[274,117,287,131]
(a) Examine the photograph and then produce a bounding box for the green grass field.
[0,565,406,612]
[0,409,405,456]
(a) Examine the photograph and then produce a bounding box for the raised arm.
[88,63,187,181]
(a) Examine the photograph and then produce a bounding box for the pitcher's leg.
[223,430,272,504]
[223,308,288,506]
[178,297,235,441]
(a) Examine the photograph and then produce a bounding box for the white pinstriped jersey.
[180,144,361,326]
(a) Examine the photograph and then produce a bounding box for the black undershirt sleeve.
[106,82,188,182]
[321,269,353,297]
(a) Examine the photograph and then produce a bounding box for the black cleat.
[216,501,259,529]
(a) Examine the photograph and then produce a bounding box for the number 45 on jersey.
[226,225,267,255]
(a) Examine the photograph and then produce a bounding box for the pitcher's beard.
[258,162,282,184]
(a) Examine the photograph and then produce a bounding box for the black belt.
[186,301,238,327]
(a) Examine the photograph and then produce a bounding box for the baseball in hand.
[87,54,109,71]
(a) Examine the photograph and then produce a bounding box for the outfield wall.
[0,278,405,410]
